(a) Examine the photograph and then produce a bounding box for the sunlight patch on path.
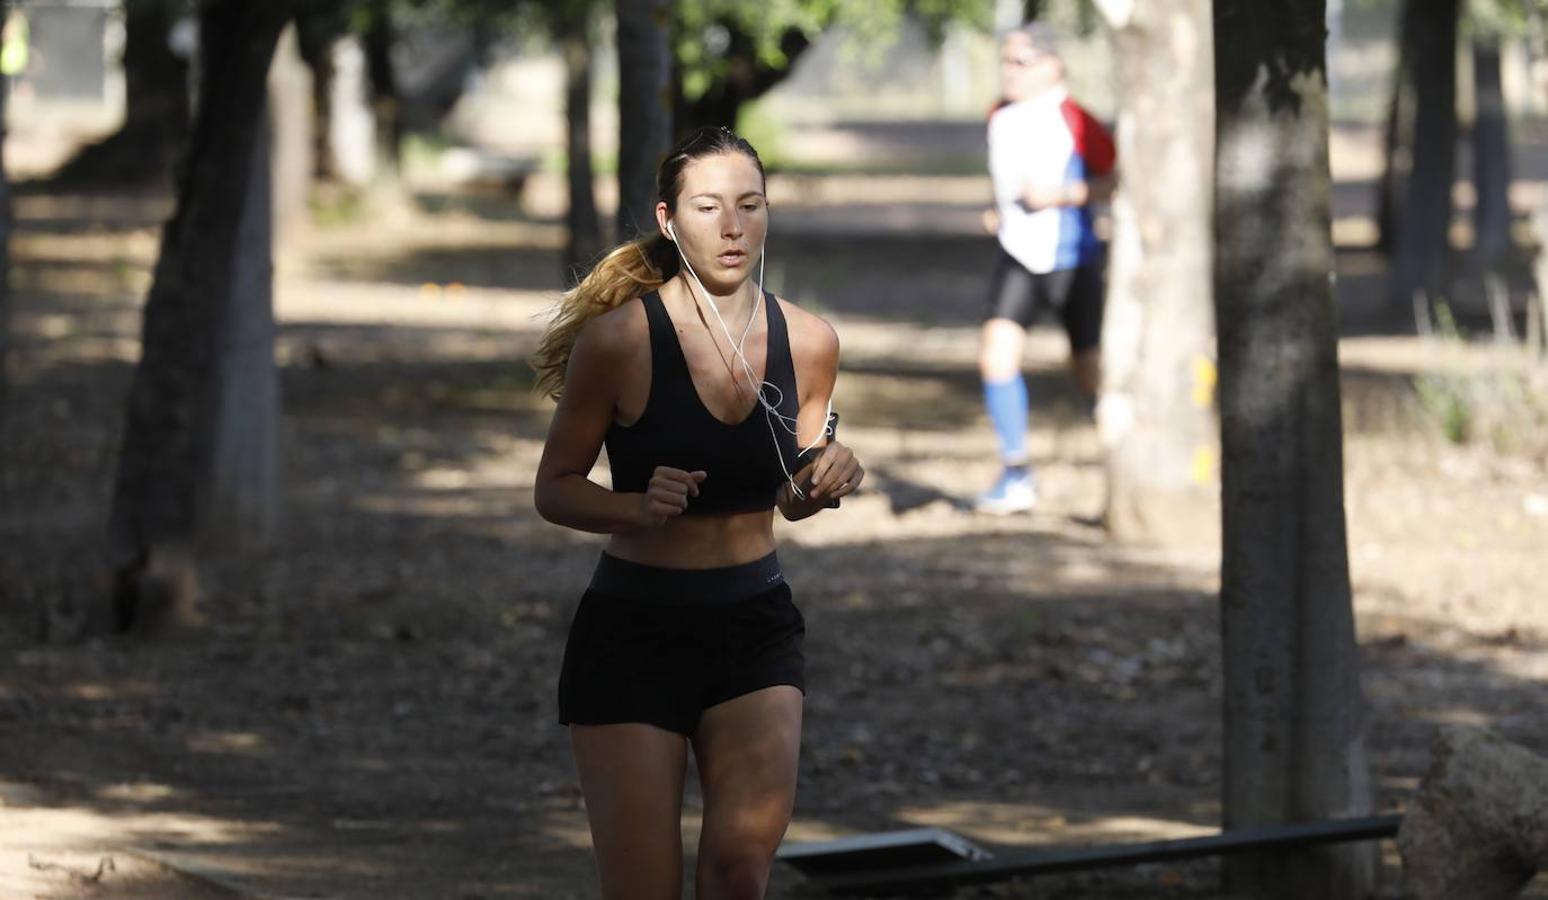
[895,800,1215,848]
[0,781,282,899]
[277,279,553,333]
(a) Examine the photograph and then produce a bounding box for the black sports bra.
[604,291,812,515]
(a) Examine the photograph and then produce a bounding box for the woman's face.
[656,152,768,295]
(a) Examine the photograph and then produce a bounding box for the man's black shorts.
[985,247,1106,353]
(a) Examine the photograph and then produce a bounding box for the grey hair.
[1004,21,1061,58]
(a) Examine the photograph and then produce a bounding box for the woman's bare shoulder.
[776,296,839,364]
[573,296,650,361]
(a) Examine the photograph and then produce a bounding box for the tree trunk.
[615,0,672,241]
[364,0,402,187]
[301,25,337,182]
[295,5,351,183]
[51,0,190,186]
[1092,0,1218,546]
[1213,2,1377,898]
[108,1,291,634]
[559,4,602,283]
[302,35,377,187]
[202,87,280,554]
[1385,0,1459,323]
[1476,37,1515,350]
[1374,0,1413,257]
[1472,36,1515,342]
[1377,0,1432,257]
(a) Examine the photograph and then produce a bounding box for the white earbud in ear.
[666,221,677,242]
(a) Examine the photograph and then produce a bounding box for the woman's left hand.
[802,440,864,501]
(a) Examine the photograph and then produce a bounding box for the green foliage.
[1415,369,1473,443]
[735,98,789,167]
[308,184,371,227]
[1415,305,1472,443]
[674,0,995,102]
[1033,0,1101,36]
[1465,0,1536,39]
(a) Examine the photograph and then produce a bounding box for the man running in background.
[975,22,1115,515]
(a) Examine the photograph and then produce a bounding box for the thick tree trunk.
[1092,0,1218,546]
[202,93,279,553]
[1213,2,1377,898]
[108,2,291,634]
[52,0,190,186]
[559,6,602,283]
[1385,0,1459,324]
[1399,728,1548,900]
[615,0,672,240]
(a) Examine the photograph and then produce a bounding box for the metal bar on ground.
[803,814,1404,894]
[776,828,993,878]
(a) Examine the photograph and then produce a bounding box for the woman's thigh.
[571,723,691,900]
[692,686,804,852]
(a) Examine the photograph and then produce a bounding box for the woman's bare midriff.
[606,508,777,570]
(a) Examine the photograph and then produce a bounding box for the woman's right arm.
[532,317,704,533]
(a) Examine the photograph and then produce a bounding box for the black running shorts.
[557,552,805,736]
[985,247,1105,353]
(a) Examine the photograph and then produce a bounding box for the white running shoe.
[974,469,1037,515]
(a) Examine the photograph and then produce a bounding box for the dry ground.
[2,171,1547,900]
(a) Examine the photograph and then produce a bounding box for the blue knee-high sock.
[983,374,1029,467]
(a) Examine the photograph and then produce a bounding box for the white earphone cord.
[669,228,833,499]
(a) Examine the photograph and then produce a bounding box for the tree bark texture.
[108,2,291,626]
[615,0,673,241]
[1383,0,1459,320]
[1398,727,1548,900]
[1213,1,1377,897]
[1093,0,1218,546]
[202,93,279,554]
[559,4,602,283]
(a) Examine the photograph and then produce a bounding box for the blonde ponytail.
[530,234,679,400]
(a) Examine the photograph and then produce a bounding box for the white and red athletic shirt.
[988,86,1116,274]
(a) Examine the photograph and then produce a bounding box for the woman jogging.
[530,125,863,899]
